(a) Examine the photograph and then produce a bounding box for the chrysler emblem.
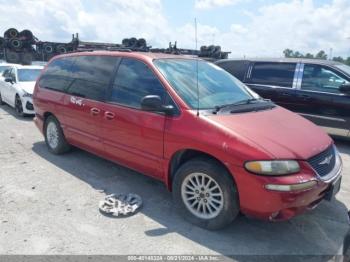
[319,155,333,165]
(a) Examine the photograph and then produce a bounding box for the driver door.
[293,63,350,136]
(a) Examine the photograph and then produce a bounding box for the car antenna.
[195,18,199,117]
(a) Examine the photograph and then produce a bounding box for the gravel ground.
[0,104,349,256]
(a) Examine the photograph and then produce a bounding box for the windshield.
[0,66,11,76]
[335,64,350,77]
[18,69,42,82]
[154,59,258,109]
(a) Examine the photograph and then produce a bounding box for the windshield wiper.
[213,98,261,113]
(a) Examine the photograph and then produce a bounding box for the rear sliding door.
[63,55,119,153]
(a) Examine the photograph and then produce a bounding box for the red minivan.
[33,51,343,229]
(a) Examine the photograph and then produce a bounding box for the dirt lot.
[0,104,349,256]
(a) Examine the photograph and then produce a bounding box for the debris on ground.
[99,193,142,217]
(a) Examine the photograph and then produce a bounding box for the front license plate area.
[325,176,341,201]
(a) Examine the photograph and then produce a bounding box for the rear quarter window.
[216,60,249,81]
[38,57,75,92]
[250,62,296,87]
[67,55,118,101]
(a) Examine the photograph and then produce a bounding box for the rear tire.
[172,158,239,230]
[44,116,71,154]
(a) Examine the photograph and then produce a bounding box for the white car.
[0,64,43,116]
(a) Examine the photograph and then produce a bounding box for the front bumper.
[230,159,342,221]
[21,96,35,115]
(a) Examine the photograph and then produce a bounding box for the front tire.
[44,116,71,154]
[15,95,25,117]
[0,92,4,105]
[172,158,239,230]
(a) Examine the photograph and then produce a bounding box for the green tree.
[345,57,350,66]
[315,50,327,60]
[293,51,303,58]
[332,56,344,63]
[283,49,294,58]
[304,53,314,58]
[282,49,350,66]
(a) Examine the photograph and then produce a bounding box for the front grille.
[308,145,336,177]
[25,101,33,110]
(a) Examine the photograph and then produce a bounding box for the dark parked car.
[345,211,350,257]
[215,58,350,138]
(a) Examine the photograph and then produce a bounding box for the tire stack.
[36,42,74,61]
[3,28,35,65]
[199,45,227,59]
[122,38,148,51]
[2,28,75,64]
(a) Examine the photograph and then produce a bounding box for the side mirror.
[339,83,350,94]
[141,95,175,115]
[4,77,14,84]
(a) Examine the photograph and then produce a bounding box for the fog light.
[265,180,317,192]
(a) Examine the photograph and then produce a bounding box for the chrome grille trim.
[307,145,342,183]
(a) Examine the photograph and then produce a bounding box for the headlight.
[22,92,32,98]
[245,160,300,175]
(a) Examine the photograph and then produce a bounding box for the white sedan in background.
[0,64,43,116]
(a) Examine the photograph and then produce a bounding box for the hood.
[206,106,332,160]
[18,82,36,94]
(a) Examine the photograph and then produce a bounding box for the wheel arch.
[167,148,235,191]
[43,111,54,123]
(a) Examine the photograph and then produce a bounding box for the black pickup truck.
[215,58,350,138]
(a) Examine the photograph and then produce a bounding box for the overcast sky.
[0,0,349,58]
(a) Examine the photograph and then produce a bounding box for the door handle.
[104,111,115,120]
[281,92,292,96]
[90,107,101,116]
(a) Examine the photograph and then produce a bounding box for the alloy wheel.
[181,172,224,219]
[46,121,59,149]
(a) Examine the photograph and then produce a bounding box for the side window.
[250,62,296,87]
[217,61,249,81]
[67,55,118,100]
[109,58,165,109]
[38,57,75,92]
[3,68,13,78]
[9,69,16,82]
[301,64,348,94]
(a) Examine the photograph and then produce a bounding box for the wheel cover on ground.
[46,122,59,149]
[181,172,224,220]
